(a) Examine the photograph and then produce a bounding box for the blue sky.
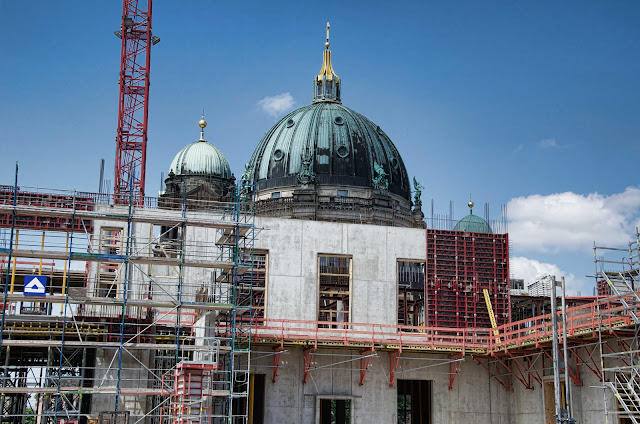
[1,1,639,294]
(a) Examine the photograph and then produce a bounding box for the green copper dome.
[244,102,411,199]
[453,214,493,233]
[169,139,232,178]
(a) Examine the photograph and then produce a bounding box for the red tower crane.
[113,0,159,204]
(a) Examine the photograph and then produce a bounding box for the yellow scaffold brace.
[483,288,501,345]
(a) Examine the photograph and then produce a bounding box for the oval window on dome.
[376,126,384,135]
[273,149,284,161]
[286,119,295,128]
[336,145,349,158]
[391,157,399,168]
[334,116,344,126]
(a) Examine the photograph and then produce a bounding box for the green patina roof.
[453,214,493,233]
[244,102,411,199]
[169,139,232,178]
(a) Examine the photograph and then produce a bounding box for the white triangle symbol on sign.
[25,277,45,294]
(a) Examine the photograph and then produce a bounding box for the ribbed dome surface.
[453,214,493,234]
[169,140,232,178]
[245,102,410,199]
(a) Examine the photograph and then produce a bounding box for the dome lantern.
[198,114,207,141]
[313,22,341,104]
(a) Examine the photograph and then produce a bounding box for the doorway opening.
[397,379,432,424]
[318,398,351,424]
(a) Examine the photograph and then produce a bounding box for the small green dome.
[453,214,493,233]
[169,140,232,178]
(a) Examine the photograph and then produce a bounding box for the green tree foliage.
[24,408,36,424]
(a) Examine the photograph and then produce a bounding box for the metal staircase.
[602,325,640,423]
[609,360,640,423]
[600,271,640,323]
[596,230,640,423]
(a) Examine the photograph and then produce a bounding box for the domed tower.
[160,117,235,208]
[453,201,493,233]
[242,23,423,227]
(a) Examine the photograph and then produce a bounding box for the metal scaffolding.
[2,170,640,423]
[0,169,255,424]
[594,230,640,423]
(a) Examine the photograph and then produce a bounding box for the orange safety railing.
[491,292,638,352]
[230,292,639,353]
[243,318,491,352]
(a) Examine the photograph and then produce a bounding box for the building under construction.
[1,182,640,424]
[1,5,640,424]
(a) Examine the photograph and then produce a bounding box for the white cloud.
[538,138,558,148]
[513,144,524,154]
[511,256,586,296]
[537,138,570,150]
[257,92,295,117]
[508,187,640,252]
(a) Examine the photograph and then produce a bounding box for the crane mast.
[113,0,157,204]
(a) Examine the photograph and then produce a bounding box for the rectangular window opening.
[97,227,123,298]
[248,374,265,424]
[318,255,351,328]
[397,380,432,424]
[319,398,351,424]
[397,261,426,329]
[154,223,183,258]
[237,251,268,323]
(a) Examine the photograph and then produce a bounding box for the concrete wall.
[254,217,426,324]
[248,217,617,423]
[250,347,516,424]
[251,345,619,424]
[84,211,621,423]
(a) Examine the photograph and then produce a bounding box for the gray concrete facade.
[250,346,616,424]
[254,217,425,325]
[83,211,620,423]
[248,217,617,424]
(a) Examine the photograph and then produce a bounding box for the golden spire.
[313,22,341,103]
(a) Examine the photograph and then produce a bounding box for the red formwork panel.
[0,189,94,232]
[596,279,610,297]
[426,229,510,329]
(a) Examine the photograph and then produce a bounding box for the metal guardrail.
[235,293,640,353]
